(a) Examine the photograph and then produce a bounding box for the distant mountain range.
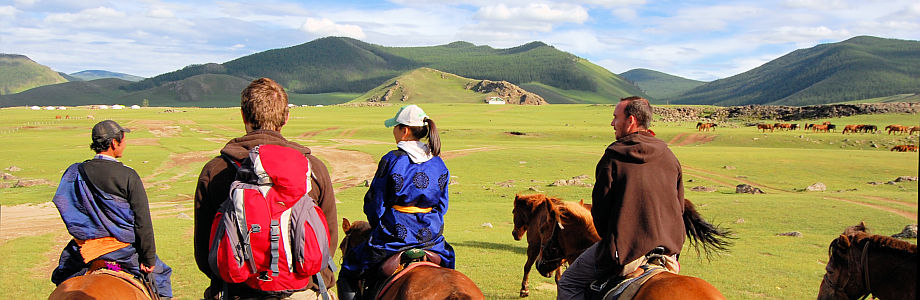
[619,69,706,103]
[69,70,144,82]
[2,36,918,107]
[673,36,920,106]
[0,54,68,95]
[123,37,644,104]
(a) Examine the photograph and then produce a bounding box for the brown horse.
[49,271,152,300]
[535,198,733,300]
[511,194,600,297]
[757,123,774,132]
[339,218,485,300]
[696,122,717,132]
[890,145,919,152]
[818,223,917,300]
[841,124,864,134]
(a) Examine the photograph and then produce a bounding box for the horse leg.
[520,243,539,297]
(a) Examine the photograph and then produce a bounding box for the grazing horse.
[842,124,863,134]
[818,223,917,300]
[512,194,600,297]
[860,124,877,133]
[812,124,830,133]
[886,125,908,135]
[774,123,793,131]
[910,126,920,135]
[49,271,153,300]
[757,123,774,132]
[339,219,485,300]
[535,198,733,300]
[890,145,919,152]
[789,123,799,130]
[696,123,717,132]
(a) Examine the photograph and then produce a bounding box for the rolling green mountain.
[0,54,68,95]
[0,78,129,107]
[674,36,920,106]
[70,70,144,82]
[352,67,547,105]
[125,37,646,104]
[619,69,706,103]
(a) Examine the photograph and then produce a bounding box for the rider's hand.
[140,263,155,273]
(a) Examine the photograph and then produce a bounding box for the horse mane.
[554,201,595,232]
[852,232,918,254]
[516,193,563,210]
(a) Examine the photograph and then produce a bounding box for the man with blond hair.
[557,96,685,299]
[194,78,338,299]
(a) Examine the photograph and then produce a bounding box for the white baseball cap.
[384,105,428,127]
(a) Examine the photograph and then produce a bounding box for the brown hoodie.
[194,130,338,296]
[591,131,685,267]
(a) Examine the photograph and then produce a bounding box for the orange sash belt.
[392,205,432,213]
[75,237,130,263]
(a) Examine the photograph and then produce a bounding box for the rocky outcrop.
[465,80,548,105]
[653,102,920,122]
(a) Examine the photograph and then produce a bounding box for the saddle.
[87,260,157,300]
[359,249,442,300]
[589,248,678,300]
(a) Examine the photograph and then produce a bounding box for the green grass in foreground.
[0,104,916,299]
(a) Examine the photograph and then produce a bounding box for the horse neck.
[864,243,917,299]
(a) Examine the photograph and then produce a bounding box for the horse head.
[340,218,372,255]
[819,232,867,300]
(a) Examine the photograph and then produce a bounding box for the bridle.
[823,239,873,300]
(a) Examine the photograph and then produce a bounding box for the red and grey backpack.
[208,144,334,298]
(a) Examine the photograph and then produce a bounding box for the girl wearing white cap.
[338,105,455,299]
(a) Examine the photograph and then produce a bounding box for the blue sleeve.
[364,153,391,226]
[437,167,449,216]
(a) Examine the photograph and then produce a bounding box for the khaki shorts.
[619,254,680,277]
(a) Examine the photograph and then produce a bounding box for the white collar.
[397,141,433,163]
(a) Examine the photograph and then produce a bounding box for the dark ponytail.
[425,118,440,157]
[397,118,442,157]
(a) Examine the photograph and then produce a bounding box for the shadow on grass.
[452,241,527,255]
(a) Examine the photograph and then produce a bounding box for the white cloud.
[578,0,646,8]
[782,0,851,10]
[610,7,638,20]
[231,43,245,49]
[14,0,37,5]
[0,5,19,17]
[147,7,175,19]
[45,6,126,23]
[475,3,588,23]
[300,18,366,39]
[761,26,852,44]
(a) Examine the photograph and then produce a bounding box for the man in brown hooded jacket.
[194,78,338,299]
[557,96,685,300]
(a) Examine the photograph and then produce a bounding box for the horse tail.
[683,199,734,259]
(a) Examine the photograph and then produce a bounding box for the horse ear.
[342,218,351,231]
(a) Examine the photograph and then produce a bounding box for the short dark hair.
[241,78,288,131]
[90,132,124,153]
[620,96,652,128]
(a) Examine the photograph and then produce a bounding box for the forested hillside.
[674,36,920,106]
[620,68,706,103]
[124,37,645,103]
[0,54,68,95]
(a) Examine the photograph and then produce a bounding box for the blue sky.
[2,0,918,81]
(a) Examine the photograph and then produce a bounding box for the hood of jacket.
[610,131,667,164]
[219,129,311,161]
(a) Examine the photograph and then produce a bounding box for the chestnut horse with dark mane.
[340,218,485,300]
[511,194,600,297]
[49,271,153,300]
[514,194,733,299]
[818,223,917,300]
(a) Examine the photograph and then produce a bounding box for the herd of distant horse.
[695,122,919,152]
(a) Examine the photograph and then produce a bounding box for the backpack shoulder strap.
[221,153,241,171]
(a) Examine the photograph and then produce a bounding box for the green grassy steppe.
[0,104,916,299]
